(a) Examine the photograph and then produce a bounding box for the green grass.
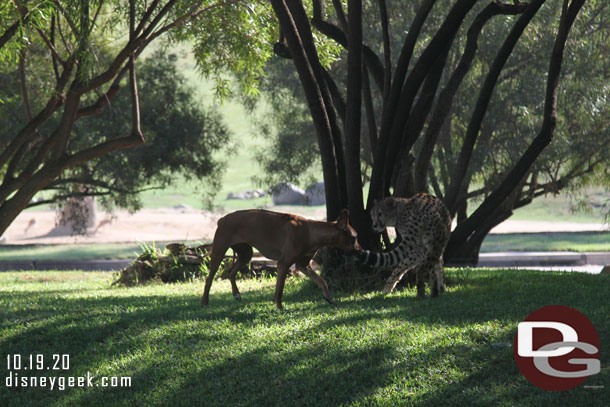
[1,270,608,406]
[510,193,607,223]
[0,243,173,261]
[481,231,610,253]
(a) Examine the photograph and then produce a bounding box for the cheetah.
[359,193,451,297]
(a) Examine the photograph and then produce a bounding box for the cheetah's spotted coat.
[360,193,451,297]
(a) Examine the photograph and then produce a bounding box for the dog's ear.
[336,208,349,229]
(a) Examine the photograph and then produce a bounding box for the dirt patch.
[1,206,328,246]
[1,208,223,245]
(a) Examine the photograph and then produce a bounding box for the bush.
[112,243,213,286]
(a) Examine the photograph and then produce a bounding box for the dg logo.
[514,305,601,391]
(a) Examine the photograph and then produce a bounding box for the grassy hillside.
[137,47,279,211]
[22,47,607,223]
[137,49,608,223]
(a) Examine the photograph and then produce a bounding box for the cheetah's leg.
[416,258,445,298]
[416,262,430,298]
[434,259,445,295]
[383,267,409,295]
[414,258,445,297]
[428,259,441,297]
[382,248,426,295]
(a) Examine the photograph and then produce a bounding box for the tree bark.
[270,0,345,219]
[368,0,479,208]
[344,0,371,244]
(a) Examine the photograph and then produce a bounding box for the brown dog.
[201,209,359,309]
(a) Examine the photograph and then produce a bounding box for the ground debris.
[112,243,277,286]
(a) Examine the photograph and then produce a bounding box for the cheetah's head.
[369,198,397,233]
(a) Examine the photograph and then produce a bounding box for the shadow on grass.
[1,270,609,406]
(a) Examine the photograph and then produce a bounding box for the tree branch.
[376,0,437,171]
[321,68,346,122]
[134,0,163,36]
[285,0,348,210]
[18,48,34,120]
[0,19,23,51]
[343,0,367,234]
[330,0,348,32]
[311,0,384,90]
[0,56,74,175]
[393,43,451,197]
[34,25,67,66]
[362,64,378,155]
[50,0,79,36]
[450,0,587,245]
[414,1,528,193]
[129,0,143,142]
[270,0,345,218]
[76,81,121,118]
[368,0,478,208]
[77,0,235,94]
[147,0,243,43]
[445,0,545,208]
[377,0,391,101]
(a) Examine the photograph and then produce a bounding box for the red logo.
[513,305,600,391]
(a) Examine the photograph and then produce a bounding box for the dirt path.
[1,208,222,245]
[1,207,606,245]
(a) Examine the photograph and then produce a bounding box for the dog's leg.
[296,261,333,304]
[273,261,291,310]
[229,243,252,301]
[201,242,229,306]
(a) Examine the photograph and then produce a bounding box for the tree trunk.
[445,204,513,265]
[271,0,345,220]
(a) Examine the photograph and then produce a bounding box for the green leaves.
[174,1,276,100]
[64,50,232,212]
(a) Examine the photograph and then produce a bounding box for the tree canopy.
[45,51,230,212]
[0,0,274,237]
[267,0,599,263]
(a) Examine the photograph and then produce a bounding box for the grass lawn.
[0,244,144,261]
[1,270,608,406]
[480,231,610,253]
[510,193,607,223]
